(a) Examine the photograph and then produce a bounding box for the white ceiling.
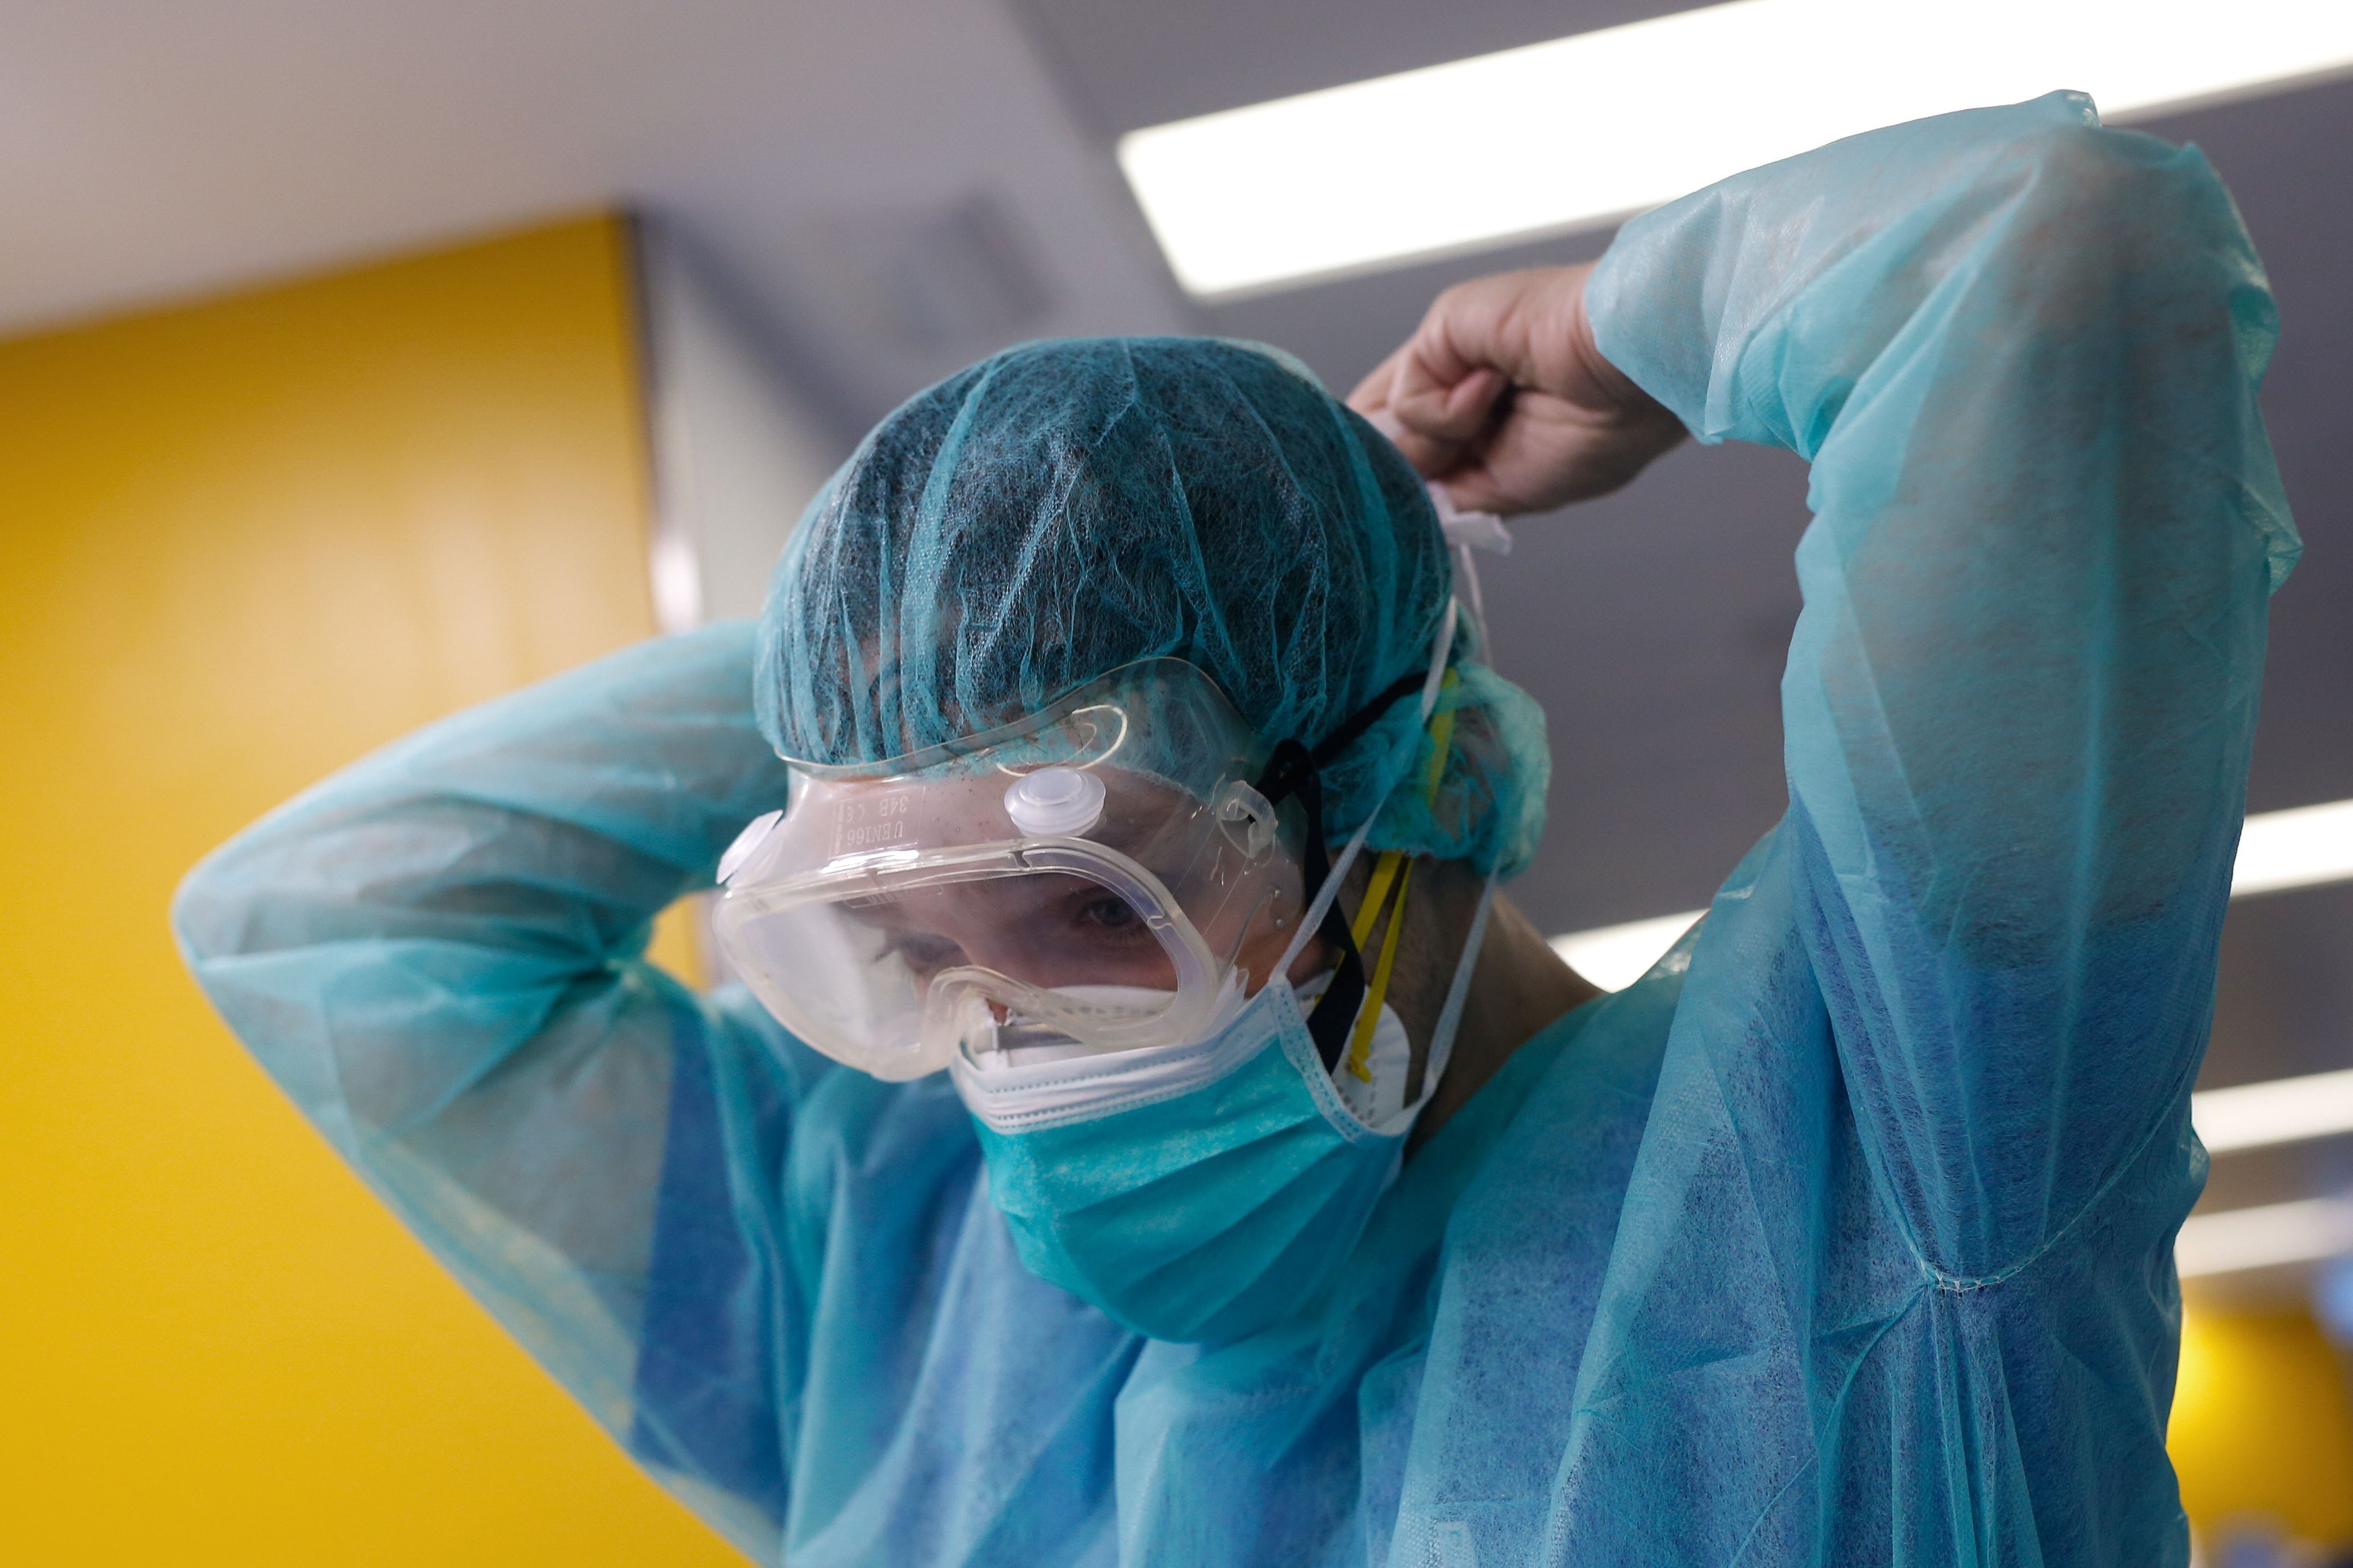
[0,0,1183,423]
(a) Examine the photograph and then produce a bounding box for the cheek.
[1229,899,1326,995]
[1279,934,1334,992]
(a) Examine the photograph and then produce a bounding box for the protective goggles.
[713,658,1346,1081]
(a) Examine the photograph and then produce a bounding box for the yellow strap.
[1420,671,1459,801]
[1344,849,1408,1081]
[1347,857,1412,1081]
[1343,668,1460,1083]
[1351,849,1405,950]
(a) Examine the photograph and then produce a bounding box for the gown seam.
[1912,1044,2201,1294]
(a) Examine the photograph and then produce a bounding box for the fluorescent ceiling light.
[1548,910,1703,993]
[1552,798,2353,993]
[2175,1197,2353,1278]
[2191,1067,2353,1155]
[1118,0,2353,299]
[2231,796,2353,896]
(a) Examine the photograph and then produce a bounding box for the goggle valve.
[1003,766,1107,838]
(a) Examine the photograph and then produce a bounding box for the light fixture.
[2192,1067,2353,1155]
[2175,1197,2353,1278]
[1117,0,2353,299]
[1548,911,1703,993]
[2231,796,2353,897]
[1551,798,2353,993]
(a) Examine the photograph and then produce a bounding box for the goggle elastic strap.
[1253,665,1430,1070]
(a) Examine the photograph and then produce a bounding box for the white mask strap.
[1358,407,1513,657]
[1273,809,1378,984]
[1419,871,1498,1096]
[1427,483,1512,656]
[1419,597,1457,720]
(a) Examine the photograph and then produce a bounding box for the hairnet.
[752,336,1547,876]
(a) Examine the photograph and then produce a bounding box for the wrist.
[1563,270,1664,423]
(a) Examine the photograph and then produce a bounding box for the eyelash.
[880,932,961,970]
[870,890,1151,974]
[1076,895,1139,930]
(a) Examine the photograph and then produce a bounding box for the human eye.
[878,930,965,981]
[1051,885,1176,987]
[1062,892,1163,962]
[1075,894,1140,932]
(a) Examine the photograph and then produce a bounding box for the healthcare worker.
[175,93,2296,1566]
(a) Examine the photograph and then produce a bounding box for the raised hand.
[1349,263,1685,515]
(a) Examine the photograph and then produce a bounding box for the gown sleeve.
[171,622,818,1559]
[1584,92,2298,1281]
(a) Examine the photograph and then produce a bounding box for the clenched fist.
[1350,263,1686,515]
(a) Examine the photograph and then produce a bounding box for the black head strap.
[1309,671,1428,773]
[1252,669,1431,1070]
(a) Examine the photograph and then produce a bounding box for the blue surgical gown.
[174,94,2297,1566]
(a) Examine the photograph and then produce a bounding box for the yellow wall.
[0,218,735,1565]
[2172,1303,2353,1551]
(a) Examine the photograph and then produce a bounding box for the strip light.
[1118,0,2353,299]
[2175,1197,2353,1278]
[2231,796,2353,896]
[1549,913,1705,991]
[1552,797,2353,993]
[2192,1067,2353,1155]
[1547,910,1703,992]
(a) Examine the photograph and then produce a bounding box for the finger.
[1384,423,1468,479]
[1349,346,1472,477]
[1345,347,1405,416]
[1385,275,1579,444]
[1390,367,1508,458]
[1387,271,1554,391]
[1438,394,1608,514]
[1388,340,1507,445]
[1367,399,1469,476]
[1360,269,1562,448]
[1386,362,1507,478]
[1431,467,1519,516]
[1453,392,1690,515]
[1446,367,1506,426]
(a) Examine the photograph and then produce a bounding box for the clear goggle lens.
[712,660,1308,1079]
